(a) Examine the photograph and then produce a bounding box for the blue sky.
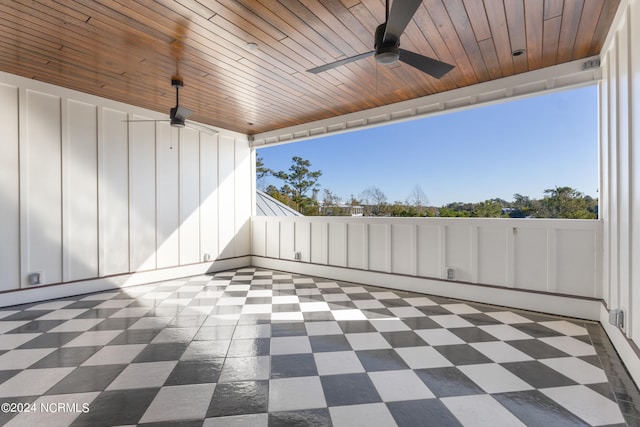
[257,86,598,207]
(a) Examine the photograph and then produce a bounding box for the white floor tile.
[403,297,437,306]
[139,383,216,423]
[441,304,481,314]
[305,321,342,336]
[151,327,199,343]
[218,356,270,382]
[322,294,351,302]
[430,315,474,329]
[442,394,527,427]
[486,311,532,324]
[63,330,121,347]
[204,413,269,426]
[81,344,146,366]
[414,329,465,346]
[369,370,435,401]
[269,377,326,412]
[36,309,88,320]
[470,341,533,363]
[233,324,271,339]
[270,336,312,355]
[270,312,304,322]
[241,304,272,314]
[0,321,28,334]
[246,289,273,297]
[388,307,426,318]
[128,316,174,330]
[541,385,625,425]
[0,348,55,369]
[109,307,151,318]
[458,363,533,393]
[539,336,596,356]
[299,302,331,312]
[395,346,453,369]
[369,292,398,299]
[0,311,19,320]
[0,333,41,350]
[330,309,367,321]
[271,295,299,304]
[345,332,391,350]
[48,318,104,333]
[329,403,398,427]
[353,300,386,309]
[106,361,177,390]
[0,367,74,397]
[314,351,365,375]
[540,357,608,384]
[370,318,411,332]
[478,324,533,341]
[27,301,74,310]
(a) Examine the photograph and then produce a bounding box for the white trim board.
[252,256,601,321]
[0,257,250,308]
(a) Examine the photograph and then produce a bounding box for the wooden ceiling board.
[0,0,620,135]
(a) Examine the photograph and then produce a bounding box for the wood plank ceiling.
[0,0,619,135]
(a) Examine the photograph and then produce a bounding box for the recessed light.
[246,42,258,51]
[511,49,525,57]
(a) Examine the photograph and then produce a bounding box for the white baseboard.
[600,304,640,385]
[0,257,250,308]
[252,257,601,321]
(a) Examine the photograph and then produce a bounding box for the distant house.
[256,190,303,217]
[319,203,363,217]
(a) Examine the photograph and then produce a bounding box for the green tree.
[539,186,596,219]
[256,155,271,190]
[272,156,322,215]
[471,200,503,217]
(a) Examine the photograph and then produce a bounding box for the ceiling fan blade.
[124,119,168,123]
[398,48,454,78]
[307,51,375,74]
[174,105,193,121]
[383,0,422,44]
[185,122,219,136]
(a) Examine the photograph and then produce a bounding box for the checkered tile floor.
[0,268,637,426]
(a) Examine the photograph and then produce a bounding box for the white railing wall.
[252,216,602,300]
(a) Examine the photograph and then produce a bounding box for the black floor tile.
[226,338,270,357]
[71,387,160,427]
[401,316,441,330]
[164,359,224,385]
[206,380,269,417]
[46,364,127,394]
[501,361,577,388]
[387,399,463,427]
[414,367,484,397]
[433,344,493,365]
[309,335,352,352]
[5,320,66,334]
[133,342,189,363]
[268,408,332,427]
[356,349,409,371]
[271,323,307,337]
[494,390,590,427]
[17,331,81,349]
[506,339,570,359]
[109,329,162,345]
[29,346,102,368]
[320,373,381,406]
[449,327,499,343]
[380,331,428,347]
[337,320,376,334]
[271,354,318,378]
[511,322,564,338]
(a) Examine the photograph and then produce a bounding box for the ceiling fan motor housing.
[374,23,399,64]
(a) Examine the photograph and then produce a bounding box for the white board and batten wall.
[598,0,640,384]
[252,216,602,320]
[0,71,252,305]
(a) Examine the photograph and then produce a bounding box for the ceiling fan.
[307,0,454,79]
[126,76,218,136]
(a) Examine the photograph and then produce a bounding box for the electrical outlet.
[28,271,43,286]
[293,251,302,261]
[446,268,456,280]
[203,253,211,262]
[609,309,624,330]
